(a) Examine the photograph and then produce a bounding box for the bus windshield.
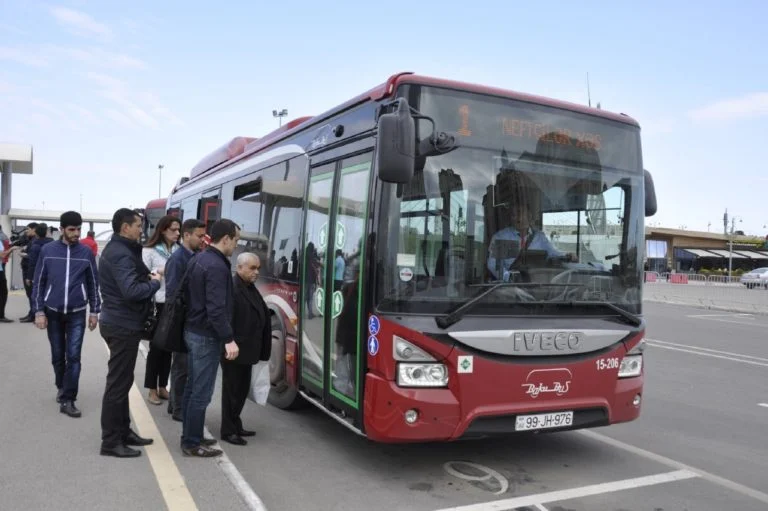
[376,85,645,318]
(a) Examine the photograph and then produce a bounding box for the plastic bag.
[248,361,270,406]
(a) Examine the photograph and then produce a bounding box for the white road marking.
[646,343,768,368]
[579,430,768,505]
[758,403,768,409]
[534,504,549,511]
[138,342,268,511]
[687,313,754,318]
[684,314,762,326]
[430,470,696,511]
[647,339,768,362]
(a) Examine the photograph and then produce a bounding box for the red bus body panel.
[363,316,642,442]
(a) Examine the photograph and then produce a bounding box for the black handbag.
[151,261,196,353]
[141,301,159,341]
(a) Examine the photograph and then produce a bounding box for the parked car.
[740,267,768,289]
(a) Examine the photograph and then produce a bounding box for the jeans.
[100,323,141,448]
[181,330,220,448]
[46,310,87,402]
[169,351,188,416]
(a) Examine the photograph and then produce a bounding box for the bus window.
[261,157,308,282]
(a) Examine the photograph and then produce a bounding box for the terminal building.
[644,227,768,273]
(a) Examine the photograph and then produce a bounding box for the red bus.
[142,198,169,240]
[167,72,657,442]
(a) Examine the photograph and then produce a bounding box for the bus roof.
[182,72,640,187]
[146,198,167,209]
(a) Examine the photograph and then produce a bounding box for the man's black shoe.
[201,438,217,447]
[171,412,182,422]
[0,317,13,323]
[60,401,81,418]
[100,445,141,458]
[19,316,33,323]
[223,434,247,446]
[238,429,256,437]
[124,429,153,446]
[182,445,222,458]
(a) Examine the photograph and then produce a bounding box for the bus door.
[300,152,373,417]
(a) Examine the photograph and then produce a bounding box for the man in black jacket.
[220,252,272,446]
[98,208,162,458]
[181,219,240,458]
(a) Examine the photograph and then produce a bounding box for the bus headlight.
[397,363,449,387]
[618,355,643,378]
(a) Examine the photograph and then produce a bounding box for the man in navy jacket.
[181,218,240,458]
[98,208,161,458]
[32,212,100,418]
[164,218,206,422]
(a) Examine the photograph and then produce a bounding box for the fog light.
[633,394,641,407]
[404,409,419,424]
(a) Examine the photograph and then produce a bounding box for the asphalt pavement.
[1,294,767,511]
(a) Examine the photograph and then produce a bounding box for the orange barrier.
[669,273,689,284]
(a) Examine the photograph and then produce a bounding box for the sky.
[1,0,767,235]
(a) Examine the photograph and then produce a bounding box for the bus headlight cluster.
[618,355,643,378]
[397,363,449,387]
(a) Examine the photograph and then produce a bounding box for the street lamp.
[272,108,288,127]
[158,164,164,198]
[727,214,743,279]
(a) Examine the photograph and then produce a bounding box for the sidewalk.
[0,294,254,511]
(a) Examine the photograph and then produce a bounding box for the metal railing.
[643,272,768,314]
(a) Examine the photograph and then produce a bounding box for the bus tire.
[267,313,305,410]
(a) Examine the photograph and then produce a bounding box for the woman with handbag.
[142,215,181,405]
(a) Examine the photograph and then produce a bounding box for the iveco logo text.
[512,332,583,352]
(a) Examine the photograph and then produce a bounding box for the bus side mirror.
[644,169,657,217]
[376,98,415,184]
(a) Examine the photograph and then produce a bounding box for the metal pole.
[0,162,12,215]
[158,164,164,197]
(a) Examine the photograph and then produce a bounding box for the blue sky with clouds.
[1,1,767,234]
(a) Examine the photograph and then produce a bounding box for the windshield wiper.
[551,301,642,327]
[435,283,541,329]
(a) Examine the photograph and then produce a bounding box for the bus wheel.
[267,314,305,410]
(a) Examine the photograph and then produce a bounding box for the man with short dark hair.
[98,208,161,458]
[32,211,101,417]
[181,218,241,458]
[164,218,207,421]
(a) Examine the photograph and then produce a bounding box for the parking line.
[137,342,268,511]
[128,383,199,510]
[758,403,768,409]
[534,504,549,511]
[431,470,696,511]
[646,343,768,368]
[100,340,198,510]
[647,339,768,362]
[580,430,768,505]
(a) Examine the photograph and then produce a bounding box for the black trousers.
[23,276,33,316]
[169,351,188,415]
[100,323,141,448]
[0,269,8,319]
[220,360,252,437]
[144,303,172,389]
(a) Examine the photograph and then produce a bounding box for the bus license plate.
[515,411,573,431]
